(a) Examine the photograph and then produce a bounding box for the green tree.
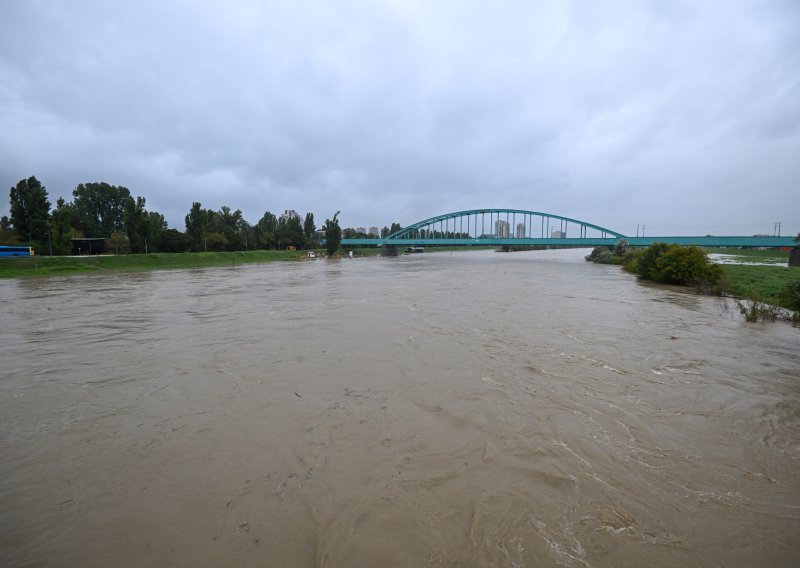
[124,196,149,252]
[49,197,75,255]
[632,243,721,286]
[107,231,131,254]
[634,242,673,280]
[323,211,342,257]
[304,212,316,243]
[216,206,244,250]
[652,246,722,285]
[72,182,130,237]
[239,220,255,250]
[0,224,15,245]
[0,216,11,231]
[280,215,306,249]
[204,232,228,251]
[185,202,209,251]
[255,210,278,249]
[157,228,190,252]
[9,176,51,246]
[389,222,402,235]
[147,211,167,251]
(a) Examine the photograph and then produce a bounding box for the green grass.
[0,250,313,278]
[720,264,799,310]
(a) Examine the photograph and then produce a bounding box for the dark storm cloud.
[1,0,798,235]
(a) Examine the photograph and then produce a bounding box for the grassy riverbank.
[0,246,496,278]
[720,265,798,307]
[705,249,798,312]
[0,250,312,278]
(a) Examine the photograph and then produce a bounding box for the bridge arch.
[387,209,626,240]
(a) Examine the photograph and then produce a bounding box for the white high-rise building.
[495,220,510,238]
[516,223,526,238]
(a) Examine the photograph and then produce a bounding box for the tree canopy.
[323,211,342,257]
[9,176,51,246]
[72,182,130,237]
[3,175,367,256]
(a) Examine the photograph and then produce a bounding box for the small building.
[71,238,107,255]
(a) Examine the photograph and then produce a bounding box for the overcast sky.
[1,0,798,236]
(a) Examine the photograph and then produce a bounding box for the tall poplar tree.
[323,211,341,257]
[9,176,51,246]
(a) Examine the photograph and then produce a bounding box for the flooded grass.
[705,247,790,265]
[720,264,799,311]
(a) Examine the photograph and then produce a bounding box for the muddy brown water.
[1,248,799,567]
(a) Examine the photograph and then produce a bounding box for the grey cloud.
[1,0,798,236]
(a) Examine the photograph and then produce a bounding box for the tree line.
[0,176,358,255]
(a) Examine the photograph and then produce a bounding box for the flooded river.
[1,248,799,567]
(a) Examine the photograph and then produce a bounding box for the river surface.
[1,248,799,567]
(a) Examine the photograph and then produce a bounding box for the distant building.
[551,230,566,239]
[516,223,526,238]
[280,209,300,222]
[369,227,380,237]
[356,227,367,235]
[495,220,510,238]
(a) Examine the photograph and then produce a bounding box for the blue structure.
[340,208,796,248]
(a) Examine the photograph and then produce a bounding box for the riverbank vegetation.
[1,175,404,256]
[0,245,500,278]
[586,241,800,320]
[0,250,311,278]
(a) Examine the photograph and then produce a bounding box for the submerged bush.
[635,243,722,286]
[586,240,640,266]
[782,279,800,311]
[735,296,781,322]
[592,249,616,264]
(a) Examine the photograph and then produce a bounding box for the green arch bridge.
[340,209,795,248]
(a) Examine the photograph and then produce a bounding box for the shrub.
[613,239,631,257]
[735,296,780,322]
[634,243,722,286]
[782,279,800,311]
[652,246,723,286]
[592,249,616,264]
[586,241,640,266]
[635,242,672,280]
[585,246,613,262]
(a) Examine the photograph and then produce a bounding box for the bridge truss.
[387,209,625,241]
[339,208,796,248]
